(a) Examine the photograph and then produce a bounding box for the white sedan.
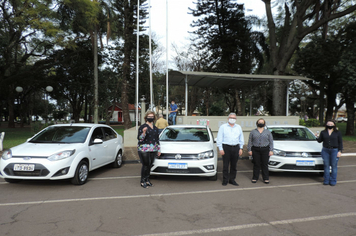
[0,124,124,185]
[267,125,323,173]
[151,125,218,180]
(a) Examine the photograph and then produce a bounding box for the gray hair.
[228,112,237,117]
[159,114,163,118]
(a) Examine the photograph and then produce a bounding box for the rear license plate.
[13,164,35,171]
[296,160,315,166]
[168,163,188,169]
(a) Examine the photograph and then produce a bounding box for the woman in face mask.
[247,118,274,184]
[137,111,161,188]
[316,120,343,186]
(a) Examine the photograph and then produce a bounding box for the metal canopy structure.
[165,71,312,117]
[167,70,310,88]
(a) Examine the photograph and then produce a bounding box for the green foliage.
[299,119,306,126]
[304,119,320,127]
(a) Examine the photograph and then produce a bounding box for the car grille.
[4,164,50,177]
[284,152,321,158]
[279,164,324,170]
[152,167,204,174]
[158,153,198,160]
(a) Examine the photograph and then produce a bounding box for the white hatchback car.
[267,125,323,173]
[151,125,218,180]
[0,124,124,185]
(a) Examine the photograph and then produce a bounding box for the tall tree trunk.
[319,80,325,125]
[235,89,243,116]
[7,95,15,128]
[93,26,99,124]
[345,98,355,136]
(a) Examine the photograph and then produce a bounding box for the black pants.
[222,144,240,182]
[138,151,157,181]
[252,146,270,181]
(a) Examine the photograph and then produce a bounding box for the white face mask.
[228,118,236,124]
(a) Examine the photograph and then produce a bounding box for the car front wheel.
[71,160,89,185]
[112,151,123,168]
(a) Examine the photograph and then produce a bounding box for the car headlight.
[273,149,286,157]
[1,150,12,160]
[47,150,76,161]
[197,150,214,160]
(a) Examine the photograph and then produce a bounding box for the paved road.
[1,156,356,236]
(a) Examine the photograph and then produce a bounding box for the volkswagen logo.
[301,152,309,158]
[175,154,182,160]
[23,157,32,160]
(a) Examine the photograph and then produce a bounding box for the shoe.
[222,181,228,186]
[330,183,336,186]
[251,179,257,183]
[140,181,148,189]
[229,180,239,186]
[264,180,270,184]
[146,179,153,187]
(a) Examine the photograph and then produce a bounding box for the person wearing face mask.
[247,118,274,184]
[137,111,161,188]
[316,120,343,186]
[217,113,244,186]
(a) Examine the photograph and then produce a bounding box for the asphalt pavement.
[1,155,356,236]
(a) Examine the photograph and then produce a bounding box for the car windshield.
[29,126,91,143]
[160,127,210,142]
[268,127,316,141]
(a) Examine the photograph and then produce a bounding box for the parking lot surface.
[1,156,356,236]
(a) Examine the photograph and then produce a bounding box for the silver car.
[267,125,323,173]
[151,125,218,180]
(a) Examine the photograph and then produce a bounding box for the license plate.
[13,164,35,171]
[296,160,315,166]
[168,163,188,169]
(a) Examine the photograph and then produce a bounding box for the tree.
[262,0,356,115]
[111,0,148,129]
[189,0,267,115]
[0,0,62,127]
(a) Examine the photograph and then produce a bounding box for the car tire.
[4,178,22,183]
[71,160,89,185]
[112,151,123,168]
[208,168,218,181]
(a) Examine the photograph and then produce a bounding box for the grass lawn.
[336,122,356,141]
[0,123,125,150]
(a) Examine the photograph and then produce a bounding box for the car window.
[103,127,117,141]
[29,126,91,143]
[90,127,104,144]
[160,127,210,141]
[268,127,316,141]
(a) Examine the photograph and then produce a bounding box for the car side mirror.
[93,138,103,144]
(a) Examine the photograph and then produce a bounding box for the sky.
[147,0,267,49]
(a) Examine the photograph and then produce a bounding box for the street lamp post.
[300,96,306,120]
[45,86,53,124]
[15,86,23,125]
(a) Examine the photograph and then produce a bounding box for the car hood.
[10,142,82,157]
[160,141,213,154]
[274,141,322,152]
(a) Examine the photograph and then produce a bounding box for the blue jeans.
[321,147,339,185]
[169,113,177,125]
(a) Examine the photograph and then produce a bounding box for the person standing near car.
[217,113,244,186]
[137,111,161,188]
[155,114,168,134]
[316,120,343,186]
[247,118,274,184]
[169,100,178,125]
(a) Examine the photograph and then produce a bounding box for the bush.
[304,118,320,127]
[299,119,306,126]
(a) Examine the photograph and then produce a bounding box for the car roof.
[166,125,208,128]
[266,125,307,128]
[48,123,111,128]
